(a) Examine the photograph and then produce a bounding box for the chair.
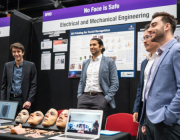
[105,113,139,137]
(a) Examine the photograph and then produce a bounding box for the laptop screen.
[0,101,18,120]
[67,110,102,135]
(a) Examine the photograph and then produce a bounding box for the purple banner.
[43,0,176,22]
[0,17,10,27]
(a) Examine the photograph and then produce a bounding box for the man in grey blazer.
[1,43,37,114]
[140,12,180,139]
[77,38,119,129]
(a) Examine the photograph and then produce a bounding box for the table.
[0,132,131,140]
[0,123,131,140]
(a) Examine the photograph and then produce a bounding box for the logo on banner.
[45,12,52,17]
[129,25,134,30]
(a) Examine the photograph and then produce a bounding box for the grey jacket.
[77,55,119,108]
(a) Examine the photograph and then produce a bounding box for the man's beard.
[151,27,164,42]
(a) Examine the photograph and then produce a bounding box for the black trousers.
[77,93,108,130]
[10,96,31,116]
[145,114,180,140]
[137,102,147,140]
[138,124,147,140]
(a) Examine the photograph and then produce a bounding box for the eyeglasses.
[141,35,152,42]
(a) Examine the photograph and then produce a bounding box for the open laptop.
[0,100,18,123]
[49,109,103,140]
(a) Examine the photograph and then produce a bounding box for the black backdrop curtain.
[0,36,9,93]
[9,11,32,61]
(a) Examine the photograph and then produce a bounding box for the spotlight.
[50,0,64,9]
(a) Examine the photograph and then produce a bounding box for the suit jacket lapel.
[99,55,105,84]
[83,59,90,84]
[21,60,27,83]
[9,62,14,86]
[148,40,176,91]
[141,59,148,82]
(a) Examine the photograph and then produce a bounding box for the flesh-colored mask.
[27,111,44,125]
[42,108,58,126]
[15,109,29,124]
[56,110,69,128]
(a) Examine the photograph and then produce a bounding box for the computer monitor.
[0,100,18,120]
[66,109,103,136]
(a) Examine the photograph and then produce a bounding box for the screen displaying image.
[0,101,18,119]
[0,105,10,117]
[67,111,101,135]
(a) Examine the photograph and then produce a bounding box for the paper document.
[41,52,51,70]
[54,53,65,70]
[53,39,68,52]
[41,40,52,49]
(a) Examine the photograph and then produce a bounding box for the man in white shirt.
[132,24,160,140]
[77,38,119,129]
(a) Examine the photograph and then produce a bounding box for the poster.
[41,40,52,49]
[174,26,180,43]
[137,25,180,71]
[68,23,136,78]
[137,31,149,71]
[41,52,51,70]
[53,39,68,52]
[54,53,65,70]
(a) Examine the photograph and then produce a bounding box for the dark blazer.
[77,55,119,108]
[133,59,148,121]
[1,60,37,103]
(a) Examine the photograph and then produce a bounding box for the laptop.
[49,109,103,140]
[0,100,18,123]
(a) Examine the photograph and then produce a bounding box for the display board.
[42,0,176,32]
[174,25,180,43]
[68,23,136,78]
[137,30,149,71]
[0,17,10,37]
[0,17,10,92]
[137,25,180,71]
[42,0,177,78]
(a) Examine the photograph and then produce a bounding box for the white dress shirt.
[84,54,103,92]
[142,53,157,101]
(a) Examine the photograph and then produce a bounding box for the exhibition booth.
[0,0,179,139]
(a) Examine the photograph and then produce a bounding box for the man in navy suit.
[140,12,180,140]
[77,38,119,129]
[133,24,160,140]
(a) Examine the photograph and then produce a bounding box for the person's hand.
[141,126,146,135]
[23,101,31,109]
[133,112,138,123]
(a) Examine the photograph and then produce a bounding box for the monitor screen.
[67,110,102,135]
[0,101,18,120]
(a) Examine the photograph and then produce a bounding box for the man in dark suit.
[77,38,119,129]
[1,42,37,114]
[133,24,160,140]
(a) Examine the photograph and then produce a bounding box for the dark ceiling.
[0,0,112,18]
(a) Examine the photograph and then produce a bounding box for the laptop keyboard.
[65,135,93,139]
[0,119,12,123]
